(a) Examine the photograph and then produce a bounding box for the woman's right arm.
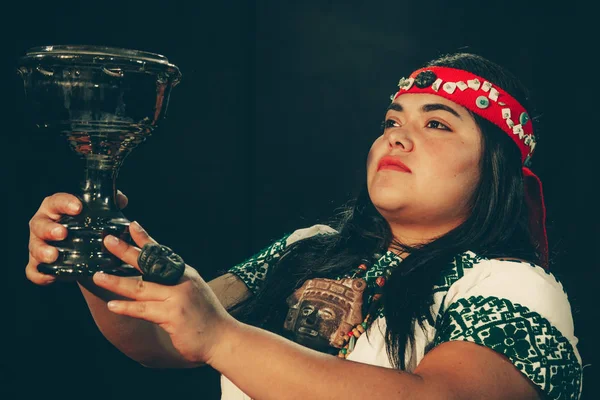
[26,192,251,369]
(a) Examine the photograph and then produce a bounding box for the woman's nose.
[387,130,414,152]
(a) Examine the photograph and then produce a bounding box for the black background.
[5,1,597,399]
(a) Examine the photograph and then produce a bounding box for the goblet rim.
[22,44,174,65]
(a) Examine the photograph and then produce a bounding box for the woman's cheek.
[366,137,384,167]
[366,148,374,168]
[366,150,379,179]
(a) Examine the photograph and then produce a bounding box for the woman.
[26,53,583,399]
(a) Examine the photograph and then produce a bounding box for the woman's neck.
[385,218,464,257]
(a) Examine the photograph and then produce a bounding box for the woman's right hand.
[25,190,129,286]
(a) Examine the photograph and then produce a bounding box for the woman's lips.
[377,156,412,173]
[379,164,410,172]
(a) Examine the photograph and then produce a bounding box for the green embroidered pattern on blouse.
[228,233,292,294]
[433,251,485,294]
[434,295,581,400]
[367,251,403,279]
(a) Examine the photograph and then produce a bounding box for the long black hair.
[236,53,541,369]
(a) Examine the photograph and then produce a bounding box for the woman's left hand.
[92,223,236,366]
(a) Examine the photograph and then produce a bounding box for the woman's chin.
[371,199,407,218]
[369,190,408,212]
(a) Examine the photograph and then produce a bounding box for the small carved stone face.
[284,278,366,351]
[288,298,345,350]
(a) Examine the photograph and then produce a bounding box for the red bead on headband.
[392,66,537,166]
[391,66,548,269]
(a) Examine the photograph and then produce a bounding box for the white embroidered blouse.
[222,225,583,399]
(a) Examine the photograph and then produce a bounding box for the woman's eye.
[381,119,400,130]
[426,120,451,131]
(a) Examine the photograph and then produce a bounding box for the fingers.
[116,190,128,210]
[29,215,68,242]
[103,235,142,272]
[25,254,56,285]
[106,300,168,324]
[102,222,155,270]
[25,191,129,288]
[26,232,60,286]
[128,221,157,248]
[30,193,79,243]
[29,235,59,264]
[37,193,82,221]
[93,272,172,301]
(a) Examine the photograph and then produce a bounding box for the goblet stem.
[82,158,119,212]
[38,157,140,278]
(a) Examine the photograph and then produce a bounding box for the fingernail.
[107,301,119,310]
[52,227,64,239]
[106,235,119,245]
[131,221,145,233]
[94,272,106,281]
[68,202,81,213]
[94,272,111,282]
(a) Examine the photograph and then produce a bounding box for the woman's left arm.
[209,320,540,400]
[96,234,540,400]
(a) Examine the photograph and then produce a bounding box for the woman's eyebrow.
[422,103,462,120]
[387,102,462,120]
[387,103,403,112]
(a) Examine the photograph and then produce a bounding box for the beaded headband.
[391,66,548,268]
[392,66,537,166]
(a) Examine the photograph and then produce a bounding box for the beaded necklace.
[336,253,402,359]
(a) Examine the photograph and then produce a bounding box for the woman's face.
[367,93,483,238]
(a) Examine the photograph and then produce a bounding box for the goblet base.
[38,211,142,278]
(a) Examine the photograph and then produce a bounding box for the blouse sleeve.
[227,224,336,295]
[432,260,583,400]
